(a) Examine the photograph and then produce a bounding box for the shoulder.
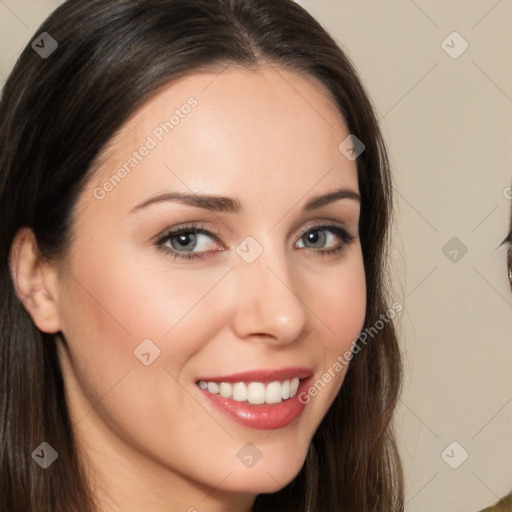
[478,492,512,512]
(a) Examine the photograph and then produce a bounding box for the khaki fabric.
[479,493,512,512]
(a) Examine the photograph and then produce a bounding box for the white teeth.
[198,378,302,404]
[219,382,232,398]
[247,382,265,404]
[207,382,219,394]
[281,379,291,400]
[290,377,299,397]
[265,381,282,404]
[232,382,248,402]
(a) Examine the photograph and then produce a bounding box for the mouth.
[198,377,300,405]
[195,367,313,430]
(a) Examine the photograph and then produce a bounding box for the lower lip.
[198,378,311,430]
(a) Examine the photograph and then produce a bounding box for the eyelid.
[154,220,356,262]
[154,220,354,245]
[295,220,354,239]
[154,222,222,245]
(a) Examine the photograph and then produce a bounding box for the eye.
[155,223,355,262]
[155,224,223,261]
[295,224,355,256]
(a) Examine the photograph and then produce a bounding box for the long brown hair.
[0,1,403,510]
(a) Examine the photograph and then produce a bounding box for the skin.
[10,65,366,512]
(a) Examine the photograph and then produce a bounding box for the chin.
[219,450,308,495]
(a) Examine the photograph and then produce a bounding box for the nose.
[230,245,308,345]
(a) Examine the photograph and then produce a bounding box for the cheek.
[309,248,367,353]
[300,247,366,409]
[59,236,225,354]
[56,237,233,427]
[56,243,233,463]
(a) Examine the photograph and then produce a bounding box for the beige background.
[1,1,511,511]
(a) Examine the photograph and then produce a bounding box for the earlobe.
[9,227,62,334]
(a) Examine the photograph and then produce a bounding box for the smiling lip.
[196,366,313,430]
[196,366,312,383]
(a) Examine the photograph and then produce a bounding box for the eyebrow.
[129,187,360,215]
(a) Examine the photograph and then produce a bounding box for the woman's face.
[47,65,366,510]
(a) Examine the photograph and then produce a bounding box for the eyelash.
[155,223,355,262]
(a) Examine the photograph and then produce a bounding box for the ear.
[9,227,62,334]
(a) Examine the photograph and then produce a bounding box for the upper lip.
[196,366,313,384]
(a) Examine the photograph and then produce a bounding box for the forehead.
[121,64,346,139]
[83,65,358,216]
